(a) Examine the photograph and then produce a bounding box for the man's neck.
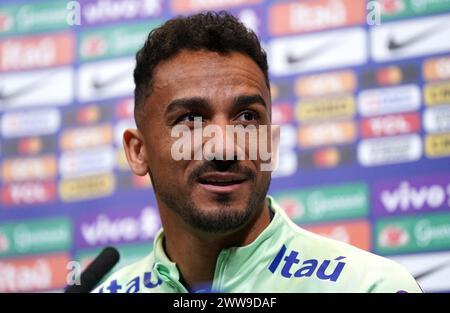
[160,201,272,292]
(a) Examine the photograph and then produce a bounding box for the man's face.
[137,50,272,234]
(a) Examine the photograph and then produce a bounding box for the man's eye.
[179,113,202,123]
[237,111,258,122]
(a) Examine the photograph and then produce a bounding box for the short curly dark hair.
[133,11,269,128]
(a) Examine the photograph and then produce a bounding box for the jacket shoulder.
[280,220,422,292]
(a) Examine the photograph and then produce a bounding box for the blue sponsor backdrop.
[0,0,450,292]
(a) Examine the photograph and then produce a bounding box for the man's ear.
[123,128,149,176]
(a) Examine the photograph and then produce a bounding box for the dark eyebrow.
[234,94,267,110]
[164,94,267,115]
[164,97,209,115]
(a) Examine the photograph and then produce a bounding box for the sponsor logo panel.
[425,133,450,158]
[370,13,450,62]
[2,155,57,183]
[0,109,61,139]
[423,56,450,82]
[358,84,421,117]
[298,120,356,148]
[378,0,450,20]
[360,64,420,88]
[424,81,450,106]
[0,1,69,36]
[0,253,70,292]
[81,0,164,26]
[0,67,74,111]
[358,134,422,167]
[79,21,161,61]
[0,32,74,72]
[269,0,365,36]
[269,27,367,76]
[373,173,450,217]
[273,182,369,224]
[296,95,355,122]
[75,206,160,249]
[59,147,115,178]
[59,174,116,203]
[2,181,56,207]
[298,145,356,169]
[360,112,421,138]
[303,220,371,251]
[63,105,113,127]
[1,135,57,157]
[77,57,135,102]
[59,124,113,151]
[295,70,357,97]
[375,213,450,254]
[424,105,450,133]
[0,217,71,257]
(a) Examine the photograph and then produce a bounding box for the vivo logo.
[379,180,450,214]
[82,0,162,25]
[79,207,159,247]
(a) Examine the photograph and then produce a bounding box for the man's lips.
[196,172,248,193]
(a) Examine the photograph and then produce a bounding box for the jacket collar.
[151,196,286,291]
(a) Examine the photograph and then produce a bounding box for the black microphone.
[65,246,120,293]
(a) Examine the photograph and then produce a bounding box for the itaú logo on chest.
[268,245,347,282]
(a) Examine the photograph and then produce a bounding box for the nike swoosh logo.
[0,72,55,102]
[388,20,448,51]
[286,38,339,64]
[413,258,450,281]
[91,68,131,91]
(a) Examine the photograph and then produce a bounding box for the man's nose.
[202,117,244,162]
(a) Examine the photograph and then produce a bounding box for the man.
[94,11,421,293]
